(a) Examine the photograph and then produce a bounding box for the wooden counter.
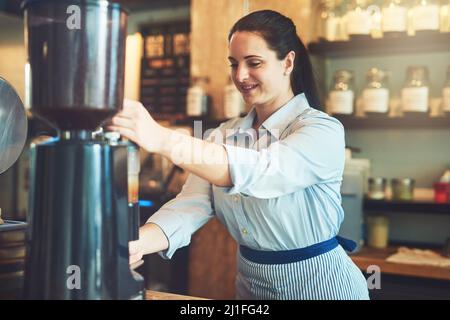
[145,290,208,300]
[350,246,450,281]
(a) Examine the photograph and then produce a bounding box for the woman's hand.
[107,99,168,153]
[129,239,143,265]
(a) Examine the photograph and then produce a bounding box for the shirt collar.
[225,93,311,139]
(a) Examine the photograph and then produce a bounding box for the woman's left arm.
[108,99,232,187]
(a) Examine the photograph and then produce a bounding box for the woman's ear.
[283,51,295,76]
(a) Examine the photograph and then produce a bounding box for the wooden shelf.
[333,115,450,129]
[145,290,207,300]
[351,246,450,281]
[308,33,450,58]
[364,198,450,215]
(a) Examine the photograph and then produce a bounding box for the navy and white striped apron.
[235,236,370,300]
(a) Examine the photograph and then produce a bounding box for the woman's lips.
[239,83,258,94]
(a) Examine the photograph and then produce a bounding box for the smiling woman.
[109,9,369,300]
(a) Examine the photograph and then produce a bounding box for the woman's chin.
[243,95,257,106]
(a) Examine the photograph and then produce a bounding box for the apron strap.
[336,236,357,253]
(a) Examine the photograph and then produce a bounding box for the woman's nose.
[235,65,249,82]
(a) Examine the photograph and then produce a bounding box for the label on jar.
[187,86,206,116]
[443,87,450,112]
[363,88,389,113]
[329,90,354,115]
[401,87,429,112]
[347,9,372,35]
[224,85,245,118]
[413,5,440,31]
[382,6,407,32]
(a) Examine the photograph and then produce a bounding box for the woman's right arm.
[129,172,215,264]
[129,223,169,264]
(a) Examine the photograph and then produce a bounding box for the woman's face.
[228,31,294,109]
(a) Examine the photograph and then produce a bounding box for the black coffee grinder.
[22,0,144,299]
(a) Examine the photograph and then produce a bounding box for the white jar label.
[347,9,372,35]
[363,88,389,113]
[413,5,440,31]
[401,87,429,112]
[329,90,354,115]
[224,87,244,118]
[187,87,205,116]
[382,6,407,32]
[443,87,450,112]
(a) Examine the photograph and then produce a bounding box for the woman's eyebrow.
[244,55,263,59]
[228,55,263,61]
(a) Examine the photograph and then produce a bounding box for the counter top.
[145,290,208,300]
[351,246,450,281]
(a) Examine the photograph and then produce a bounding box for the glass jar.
[433,182,450,203]
[443,66,450,116]
[381,0,408,37]
[441,1,450,33]
[223,76,245,119]
[362,68,390,118]
[369,0,383,38]
[328,70,355,117]
[391,178,415,201]
[411,0,440,35]
[346,0,372,39]
[401,66,430,118]
[317,0,342,42]
[337,0,350,40]
[366,215,390,248]
[186,77,209,117]
[367,177,388,199]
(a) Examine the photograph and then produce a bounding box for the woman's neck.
[252,89,294,129]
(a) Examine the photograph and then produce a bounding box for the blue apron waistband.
[239,236,357,265]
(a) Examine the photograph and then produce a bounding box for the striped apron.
[235,237,370,300]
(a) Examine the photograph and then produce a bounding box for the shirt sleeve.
[145,123,230,259]
[223,115,345,199]
[146,173,214,259]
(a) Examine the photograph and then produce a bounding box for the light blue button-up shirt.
[148,93,346,259]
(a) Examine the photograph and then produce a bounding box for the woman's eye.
[229,64,238,69]
[248,62,261,68]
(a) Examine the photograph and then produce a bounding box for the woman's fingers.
[111,115,135,128]
[129,240,142,265]
[129,253,142,265]
[107,125,137,142]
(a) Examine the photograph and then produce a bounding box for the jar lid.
[406,66,429,80]
[366,68,387,83]
[334,70,354,80]
[368,177,387,184]
[391,178,415,185]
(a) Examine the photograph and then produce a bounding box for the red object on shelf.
[433,182,450,203]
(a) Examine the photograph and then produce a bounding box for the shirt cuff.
[223,143,260,196]
[146,210,189,260]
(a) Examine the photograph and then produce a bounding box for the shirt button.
[242,228,248,235]
[233,195,239,203]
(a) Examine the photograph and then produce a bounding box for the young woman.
[108,10,369,300]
